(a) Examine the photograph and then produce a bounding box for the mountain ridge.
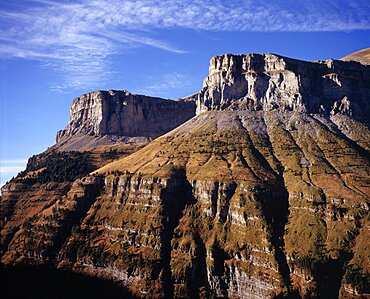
[341,48,370,65]
[56,52,370,147]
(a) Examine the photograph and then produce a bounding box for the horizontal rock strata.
[56,90,196,142]
[187,53,370,125]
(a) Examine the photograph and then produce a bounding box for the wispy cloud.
[0,159,27,188]
[136,73,195,98]
[0,159,27,173]
[1,0,369,91]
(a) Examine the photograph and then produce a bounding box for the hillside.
[341,48,370,65]
[93,109,369,298]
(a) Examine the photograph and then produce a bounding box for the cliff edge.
[56,90,196,143]
[187,53,369,125]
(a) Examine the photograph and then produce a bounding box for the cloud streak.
[0,159,27,173]
[135,73,195,98]
[1,0,369,91]
[0,159,27,188]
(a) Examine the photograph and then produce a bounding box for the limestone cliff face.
[56,90,196,142]
[93,110,370,298]
[190,53,370,124]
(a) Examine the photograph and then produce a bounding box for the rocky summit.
[188,53,370,125]
[1,51,369,299]
[56,90,196,144]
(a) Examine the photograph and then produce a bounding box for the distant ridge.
[340,48,370,65]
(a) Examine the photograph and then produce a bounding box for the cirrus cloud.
[0,0,369,91]
[0,159,27,188]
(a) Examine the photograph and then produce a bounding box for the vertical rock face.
[56,90,196,142]
[190,53,370,124]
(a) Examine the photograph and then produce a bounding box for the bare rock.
[56,90,196,143]
[187,53,370,124]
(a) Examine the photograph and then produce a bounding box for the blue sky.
[1,0,369,187]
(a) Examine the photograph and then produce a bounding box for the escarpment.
[1,91,196,264]
[188,53,370,125]
[56,90,196,143]
[1,52,369,299]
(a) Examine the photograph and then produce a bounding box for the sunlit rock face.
[189,53,370,125]
[56,90,196,142]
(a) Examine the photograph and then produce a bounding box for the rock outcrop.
[56,90,196,143]
[188,53,370,125]
[1,52,369,299]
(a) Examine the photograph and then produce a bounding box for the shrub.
[18,151,95,183]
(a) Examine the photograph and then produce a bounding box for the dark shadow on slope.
[46,176,104,262]
[0,265,135,299]
[187,234,209,299]
[256,184,295,297]
[211,242,232,298]
[219,182,237,223]
[159,168,198,298]
[315,258,347,299]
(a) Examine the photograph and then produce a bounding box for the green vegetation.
[15,151,95,183]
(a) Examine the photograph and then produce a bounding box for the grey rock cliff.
[56,54,369,145]
[56,90,196,142]
[188,53,370,124]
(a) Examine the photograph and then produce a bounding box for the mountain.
[341,48,370,65]
[1,53,369,299]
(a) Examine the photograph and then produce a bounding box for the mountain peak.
[189,53,370,123]
[57,52,370,148]
[1,51,370,299]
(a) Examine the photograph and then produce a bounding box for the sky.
[0,0,369,188]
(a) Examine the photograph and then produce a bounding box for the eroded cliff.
[188,53,370,126]
[56,90,196,143]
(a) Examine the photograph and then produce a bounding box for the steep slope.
[2,110,368,298]
[1,53,369,299]
[92,110,369,298]
[0,142,148,259]
[341,48,370,65]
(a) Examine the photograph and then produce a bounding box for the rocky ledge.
[56,90,196,143]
